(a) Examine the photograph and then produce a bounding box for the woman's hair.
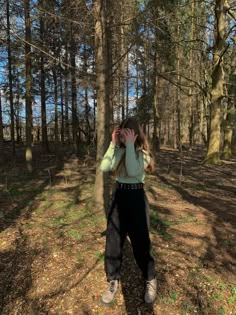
[114,117,155,176]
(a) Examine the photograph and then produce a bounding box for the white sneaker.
[101,280,118,304]
[144,277,157,303]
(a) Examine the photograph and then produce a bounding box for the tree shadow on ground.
[0,231,49,314]
[157,148,235,273]
[157,173,235,275]
[0,146,91,233]
[0,149,87,314]
[146,200,235,314]
[148,148,236,313]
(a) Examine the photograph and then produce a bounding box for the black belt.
[116,182,144,190]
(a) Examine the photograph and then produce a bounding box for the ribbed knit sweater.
[100,141,150,183]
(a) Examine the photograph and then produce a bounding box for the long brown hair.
[114,117,154,176]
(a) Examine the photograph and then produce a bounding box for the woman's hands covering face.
[112,127,120,145]
[122,128,138,143]
[112,127,137,145]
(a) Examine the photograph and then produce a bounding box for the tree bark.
[126,53,129,117]
[188,0,195,151]
[24,0,33,172]
[120,15,125,121]
[64,44,70,143]
[176,24,182,152]
[53,69,59,145]
[152,50,160,152]
[0,90,4,163]
[70,22,79,155]
[232,128,236,155]
[84,43,90,144]
[205,0,226,164]
[40,0,49,152]
[222,101,234,159]
[6,0,15,156]
[94,0,111,212]
[60,69,64,143]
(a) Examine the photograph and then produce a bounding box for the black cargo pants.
[105,184,156,281]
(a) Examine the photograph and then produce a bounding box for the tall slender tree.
[0,90,3,163]
[39,0,49,152]
[6,0,15,156]
[94,0,112,211]
[64,45,70,143]
[60,68,64,143]
[24,0,33,172]
[70,19,79,154]
[205,0,227,164]
[53,68,59,144]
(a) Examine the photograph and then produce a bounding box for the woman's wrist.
[110,141,119,148]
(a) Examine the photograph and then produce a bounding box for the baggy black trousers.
[105,186,156,281]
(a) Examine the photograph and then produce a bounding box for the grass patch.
[77,255,85,265]
[218,307,226,315]
[188,270,236,314]
[181,301,195,314]
[150,211,173,240]
[223,239,236,247]
[36,201,54,213]
[161,291,178,305]
[66,229,84,240]
[228,287,236,305]
[178,213,198,224]
[95,250,105,262]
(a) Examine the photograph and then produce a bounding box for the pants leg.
[127,190,156,280]
[105,190,127,281]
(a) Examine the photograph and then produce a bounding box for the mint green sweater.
[100,141,151,183]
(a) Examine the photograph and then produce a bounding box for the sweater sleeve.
[100,142,124,172]
[125,141,150,177]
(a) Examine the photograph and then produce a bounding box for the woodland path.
[0,147,235,315]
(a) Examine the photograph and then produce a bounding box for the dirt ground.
[0,146,235,315]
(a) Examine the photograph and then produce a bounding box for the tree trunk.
[6,0,15,156]
[232,128,236,155]
[222,101,234,159]
[205,0,226,164]
[83,43,90,144]
[172,100,177,149]
[64,44,70,143]
[188,0,195,151]
[70,23,78,155]
[60,69,64,143]
[126,53,129,117]
[24,0,33,172]
[152,50,160,153]
[94,0,111,212]
[222,124,233,159]
[176,24,182,152]
[120,7,125,121]
[53,69,59,145]
[16,109,21,144]
[40,0,49,152]
[0,90,4,163]
[85,87,90,144]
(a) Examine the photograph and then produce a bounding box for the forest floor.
[0,145,235,315]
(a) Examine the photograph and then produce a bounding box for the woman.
[100,117,157,304]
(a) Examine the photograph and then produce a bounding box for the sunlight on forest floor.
[0,148,235,315]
